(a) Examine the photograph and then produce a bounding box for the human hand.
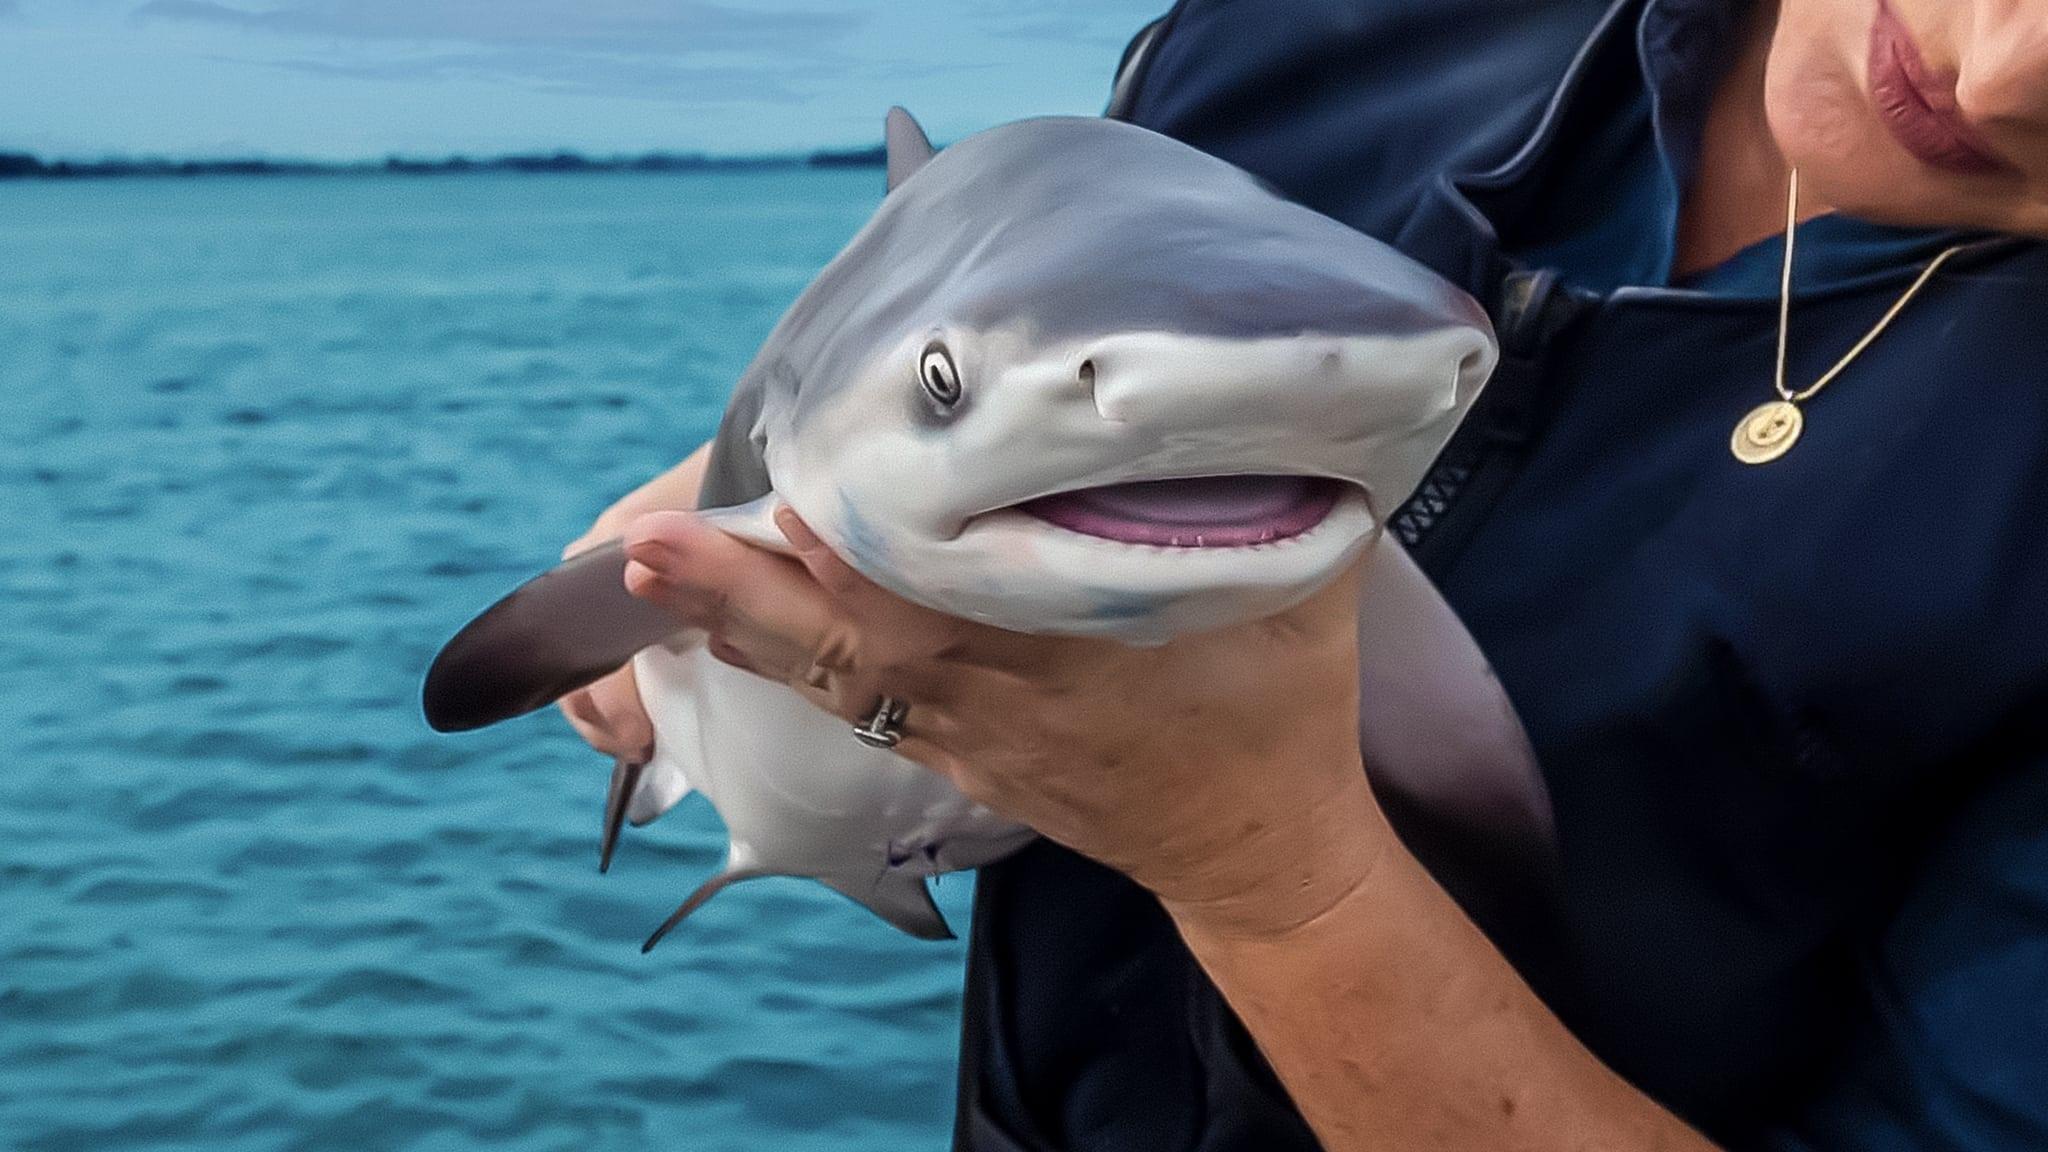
[618,505,1393,940]
[554,445,712,763]
[554,532,656,763]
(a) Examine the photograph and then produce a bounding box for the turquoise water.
[0,171,980,1150]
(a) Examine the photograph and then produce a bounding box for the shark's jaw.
[769,322,1484,639]
[912,483,1378,640]
[1014,475,1346,549]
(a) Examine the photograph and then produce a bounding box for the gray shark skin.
[424,108,1551,948]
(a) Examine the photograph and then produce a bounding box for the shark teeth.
[1015,475,1344,548]
[1015,497,1348,553]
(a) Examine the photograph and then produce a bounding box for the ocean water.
[0,170,982,1151]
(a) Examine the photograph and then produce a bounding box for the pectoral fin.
[422,540,681,733]
[820,872,953,941]
[643,853,771,954]
[598,757,645,875]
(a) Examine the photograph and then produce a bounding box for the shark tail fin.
[820,872,954,941]
[641,845,769,954]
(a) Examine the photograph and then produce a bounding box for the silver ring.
[853,696,909,749]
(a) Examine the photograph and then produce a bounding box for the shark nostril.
[1078,358,1096,391]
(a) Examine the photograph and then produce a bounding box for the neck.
[1675,0,1832,277]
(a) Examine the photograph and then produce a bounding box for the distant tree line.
[0,144,888,180]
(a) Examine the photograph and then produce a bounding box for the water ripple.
[1,171,970,1151]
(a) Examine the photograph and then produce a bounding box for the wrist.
[1154,764,1397,944]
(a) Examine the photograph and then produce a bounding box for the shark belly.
[630,637,1034,942]
[419,110,1545,952]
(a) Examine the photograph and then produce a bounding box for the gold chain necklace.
[1730,169,1966,465]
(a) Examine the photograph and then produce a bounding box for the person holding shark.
[538,0,2048,1149]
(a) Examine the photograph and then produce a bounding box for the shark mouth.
[1016,475,1344,548]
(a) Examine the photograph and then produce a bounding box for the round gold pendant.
[1731,400,1804,465]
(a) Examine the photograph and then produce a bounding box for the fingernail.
[622,560,671,602]
[707,638,760,675]
[623,535,684,579]
[774,505,821,550]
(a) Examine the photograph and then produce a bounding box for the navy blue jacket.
[955,2,2048,1150]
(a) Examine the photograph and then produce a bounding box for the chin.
[1793,142,2048,238]
[1767,0,2048,241]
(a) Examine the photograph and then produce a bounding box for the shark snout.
[1077,328,1489,444]
[1082,334,1330,425]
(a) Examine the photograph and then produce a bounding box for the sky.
[0,0,1168,160]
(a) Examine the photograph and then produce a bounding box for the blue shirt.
[1510,0,1978,296]
[954,2,2048,1150]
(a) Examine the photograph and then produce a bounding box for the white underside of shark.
[423,108,1552,949]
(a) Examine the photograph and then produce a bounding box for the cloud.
[967,1,1156,47]
[132,0,860,57]
[130,0,867,106]
[257,48,812,104]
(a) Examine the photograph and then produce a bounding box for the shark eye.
[919,343,962,408]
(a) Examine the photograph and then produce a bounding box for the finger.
[556,667,650,756]
[559,689,621,755]
[620,518,736,626]
[773,507,871,603]
[774,508,1038,674]
[764,604,971,721]
[890,734,982,803]
[562,523,623,561]
[705,637,767,678]
[773,508,941,639]
[786,667,965,754]
[623,511,840,660]
[784,667,881,724]
[588,674,654,760]
[626,510,886,693]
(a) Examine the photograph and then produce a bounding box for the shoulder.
[1117,0,1620,239]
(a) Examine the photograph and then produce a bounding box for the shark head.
[744,111,1497,640]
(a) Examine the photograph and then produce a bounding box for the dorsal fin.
[885,106,936,192]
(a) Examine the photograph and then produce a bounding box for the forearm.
[1165,776,1717,1152]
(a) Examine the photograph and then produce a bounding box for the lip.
[1869,0,2019,176]
[1015,475,1345,548]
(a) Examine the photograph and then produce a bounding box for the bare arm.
[610,512,1725,1152]
[1164,778,1716,1152]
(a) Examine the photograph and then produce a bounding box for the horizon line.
[0,143,891,181]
